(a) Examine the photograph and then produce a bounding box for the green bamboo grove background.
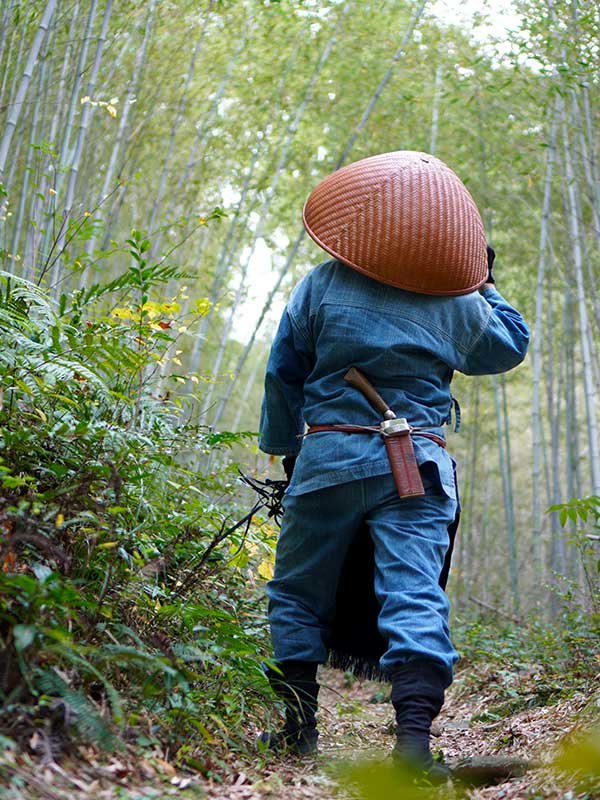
[1,0,599,618]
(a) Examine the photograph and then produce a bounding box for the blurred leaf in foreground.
[336,758,460,800]
[553,727,600,793]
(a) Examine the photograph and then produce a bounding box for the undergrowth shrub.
[0,230,274,763]
[454,496,599,707]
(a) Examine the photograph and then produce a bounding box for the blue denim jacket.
[259,260,529,497]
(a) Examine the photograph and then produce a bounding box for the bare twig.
[469,595,523,625]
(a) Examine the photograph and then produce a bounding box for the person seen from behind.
[256,151,529,779]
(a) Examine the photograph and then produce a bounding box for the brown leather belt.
[305,423,446,499]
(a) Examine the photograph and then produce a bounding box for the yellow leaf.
[193,721,214,743]
[193,298,212,316]
[142,301,160,318]
[111,307,136,321]
[55,513,65,527]
[257,560,274,581]
[190,376,199,384]
[98,541,118,549]
[172,357,182,366]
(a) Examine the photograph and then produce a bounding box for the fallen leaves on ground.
[1,665,598,800]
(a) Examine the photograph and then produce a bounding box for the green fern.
[35,669,117,751]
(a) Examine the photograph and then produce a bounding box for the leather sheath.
[305,424,445,500]
[383,430,424,499]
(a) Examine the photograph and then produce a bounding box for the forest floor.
[2,662,599,800]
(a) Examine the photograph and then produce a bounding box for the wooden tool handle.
[344,367,394,418]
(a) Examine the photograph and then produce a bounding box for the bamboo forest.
[0,0,599,798]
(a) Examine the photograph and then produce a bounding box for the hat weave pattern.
[302,151,488,296]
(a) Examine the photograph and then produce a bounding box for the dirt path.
[2,667,598,800]
[206,665,599,800]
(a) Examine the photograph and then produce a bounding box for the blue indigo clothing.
[267,474,458,682]
[258,259,529,497]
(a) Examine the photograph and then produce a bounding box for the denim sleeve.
[258,307,314,456]
[460,286,530,375]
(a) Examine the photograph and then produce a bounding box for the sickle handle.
[344,367,396,419]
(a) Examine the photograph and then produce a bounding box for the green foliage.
[548,496,600,612]
[453,609,599,722]
[0,234,273,758]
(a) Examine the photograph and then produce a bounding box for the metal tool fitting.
[381,417,411,435]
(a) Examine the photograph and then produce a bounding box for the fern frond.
[35,669,117,750]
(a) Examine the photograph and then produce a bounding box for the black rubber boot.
[257,660,319,755]
[390,659,452,782]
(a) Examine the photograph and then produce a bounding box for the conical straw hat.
[302,151,488,296]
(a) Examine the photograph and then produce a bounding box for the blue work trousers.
[266,473,458,683]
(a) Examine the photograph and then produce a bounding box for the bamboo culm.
[561,98,600,495]
[0,0,55,177]
[531,109,557,588]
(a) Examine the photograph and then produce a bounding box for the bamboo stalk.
[335,0,427,168]
[85,0,158,259]
[27,1,80,275]
[62,0,114,227]
[42,0,99,286]
[9,25,49,277]
[232,349,265,431]
[561,98,600,495]
[0,0,57,177]
[531,109,557,588]
[562,287,581,580]
[152,34,246,260]
[455,379,480,611]
[544,248,562,616]
[187,29,308,375]
[429,62,443,155]
[187,145,262,373]
[147,6,214,243]
[493,376,520,614]
[0,0,18,110]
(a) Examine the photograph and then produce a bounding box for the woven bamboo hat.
[302,150,488,296]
